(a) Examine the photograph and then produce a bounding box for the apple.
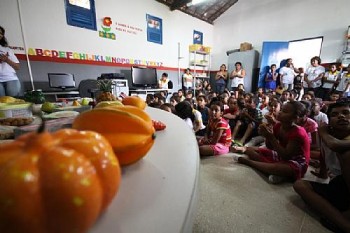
[81,98,92,106]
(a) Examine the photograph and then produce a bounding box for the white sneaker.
[268,175,285,184]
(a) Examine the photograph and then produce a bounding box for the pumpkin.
[0,127,121,233]
[121,96,146,110]
[73,106,155,166]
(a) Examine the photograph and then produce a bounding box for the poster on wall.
[146,14,162,44]
[258,41,289,89]
[99,17,116,40]
[193,30,203,45]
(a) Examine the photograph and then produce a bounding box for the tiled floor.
[193,154,332,233]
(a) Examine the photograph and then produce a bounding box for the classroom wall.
[1,0,349,93]
[0,0,213,91]
[212,0,350,70]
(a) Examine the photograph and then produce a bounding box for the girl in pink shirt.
[231,101,310,183]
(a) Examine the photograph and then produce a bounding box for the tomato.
[152,120,166,131]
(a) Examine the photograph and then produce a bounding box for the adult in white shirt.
[303,56,325,98]
[321,64,341,99]
[279,58,296,91]
[336,64,350,97]
[229,62,245,93]
[158,72,169,89]
[182,68,193,91]
[0,26,20,97]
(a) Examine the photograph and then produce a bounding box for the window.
[288,37,323,68]
[65,0,97,31]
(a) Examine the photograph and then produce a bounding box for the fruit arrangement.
[0,126,121,233]
[0,93,166,232]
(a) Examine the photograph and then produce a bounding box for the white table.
[91,107,200,233]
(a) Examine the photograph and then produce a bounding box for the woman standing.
[321,64,341,100]
[303,56,325,98]
[215,64,228,94]
[182,68,193,91]
[230,62,246,96]
[0,26,20,97]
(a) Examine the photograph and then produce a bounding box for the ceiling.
[155,0,238,25]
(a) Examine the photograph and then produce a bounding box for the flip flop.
[231,140,243,147]
[230,145,247,154]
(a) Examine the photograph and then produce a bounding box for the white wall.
[1,0,348,75]
[0,0,213,69]
[212,0,350,69]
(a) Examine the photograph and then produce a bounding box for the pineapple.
[96,79,117,103]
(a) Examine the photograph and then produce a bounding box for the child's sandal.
[231,146,247,154]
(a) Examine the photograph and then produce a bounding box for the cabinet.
[227,50,259,93]
[340,25,350,67]
[112,79,129,98]
[188,45,211,94]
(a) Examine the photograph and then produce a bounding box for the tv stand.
[42,90,80,101]
[129,88,170,97]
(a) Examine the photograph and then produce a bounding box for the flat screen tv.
[131,66,158,88]
[48,73,76,90]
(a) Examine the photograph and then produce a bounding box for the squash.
[72,106,155,166]
[0,127,121,233]
[121,96,146,110]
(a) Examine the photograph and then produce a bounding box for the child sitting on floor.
[175,101,194,130]
[230,101,310,184]
[197,101,232,157]
[293,100,350,233]
[231,97,263,146]
[223,96,240,132]
[196,95,209,127]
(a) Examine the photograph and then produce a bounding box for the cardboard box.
[189,44,211,53]
[240,42,252,51]
[189,44,204,52]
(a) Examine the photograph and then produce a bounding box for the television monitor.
[48,73,76,90]
[131,66,158,88]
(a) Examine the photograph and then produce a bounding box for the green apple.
[81,98,91,106]
[41,102,55,113]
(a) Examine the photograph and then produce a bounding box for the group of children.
[145,80,350,232]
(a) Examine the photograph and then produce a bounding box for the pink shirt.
[300,117,318,143]
[273,123,310,165]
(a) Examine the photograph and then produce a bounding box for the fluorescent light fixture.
[192,0,208,5]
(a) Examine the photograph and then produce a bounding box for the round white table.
[91,107,200,233]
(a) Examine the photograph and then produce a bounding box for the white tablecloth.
[91,107,200,233]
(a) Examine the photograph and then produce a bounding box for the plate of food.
[43,110,80,119]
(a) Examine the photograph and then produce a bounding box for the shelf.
[190,63,209,67]
[189,45,211,96]
[190,50,210,55]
